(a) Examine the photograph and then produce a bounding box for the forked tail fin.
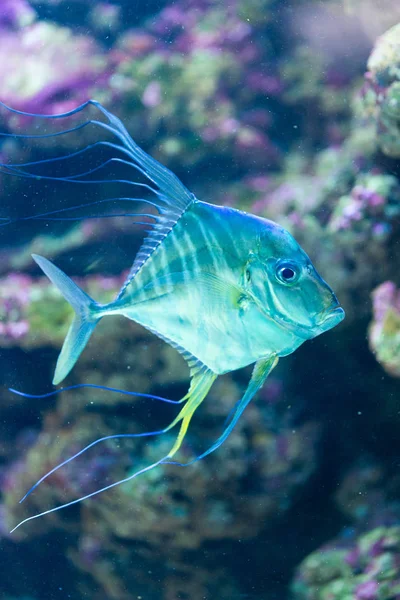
[32,254,101,385]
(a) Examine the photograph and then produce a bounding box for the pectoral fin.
[196,272,245,306]
[128,270,246,312]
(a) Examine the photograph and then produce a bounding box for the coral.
[369,281,400,377]
[107,0,279,168]
[292,526,400,600]
[0,0,36,29]
[2,329,319,597]
[358,23,400,158]
[0,22,108,121]
[0,0,279,170]
[292,456,400,599]
[0,273,31,342]
[2,4,400,600]
[328,173,400,235]
[0,271,124,349]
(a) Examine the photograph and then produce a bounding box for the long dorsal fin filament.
[0,100,197,288]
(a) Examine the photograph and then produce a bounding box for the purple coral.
[355,580,379,599]
[328,174,400,235]
[293,525,400,600]
[359,22,400,158]
[369,281,400,377]
[108,0,280,168]
[0,22,109,120]
[0,274,31,342]
[0,270,126,348]
[0,0,36,29]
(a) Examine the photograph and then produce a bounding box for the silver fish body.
[25,100,345,464]
[0,100,344,531]
[102,200,343,374]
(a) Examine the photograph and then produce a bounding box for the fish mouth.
[270,312,316,339]
[316,305,345,334]
[270,305,345,340]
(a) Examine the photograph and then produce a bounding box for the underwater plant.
[0,100,344,533]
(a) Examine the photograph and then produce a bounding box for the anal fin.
[166,365,217,459]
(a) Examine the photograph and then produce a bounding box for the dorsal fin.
[0,100,196,293]
[118,203,192,300]
[89,103,197,296]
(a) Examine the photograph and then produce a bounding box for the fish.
[0,100,344,531]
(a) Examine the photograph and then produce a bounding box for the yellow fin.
[166,366,217,459]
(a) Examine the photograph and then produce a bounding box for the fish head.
[244,219,345,344]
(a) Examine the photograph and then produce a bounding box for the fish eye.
[245,268,251,282]
[275,261,299,285]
